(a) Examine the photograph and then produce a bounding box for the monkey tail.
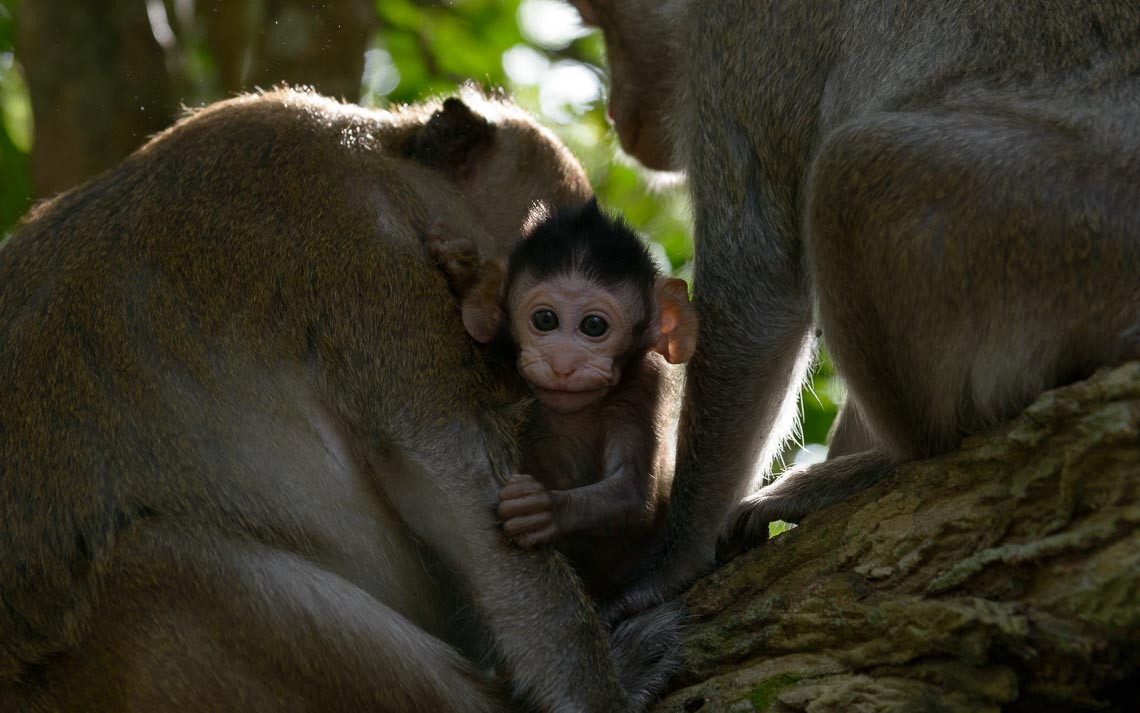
[610,598,687,710]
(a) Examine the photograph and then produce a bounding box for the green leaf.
[0,56,31,153]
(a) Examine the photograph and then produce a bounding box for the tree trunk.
[658,362,1140,712]
[197,0,374,101]
[15,0,376,199]
[17,0,175,197]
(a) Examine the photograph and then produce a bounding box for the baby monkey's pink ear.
[653,277,698,364]
[462,258,508,344]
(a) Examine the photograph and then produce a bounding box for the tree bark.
[16,0,175,197]
[658,362,1140,712]
[257,0,374,100]
[15,0,376,199]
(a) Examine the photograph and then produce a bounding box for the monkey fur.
[0,87,681,712]
[568,0,1140,603]
[427,200,698,600]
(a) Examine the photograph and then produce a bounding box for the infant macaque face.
[509,273,642,413]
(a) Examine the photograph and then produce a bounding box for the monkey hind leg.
[24,527,504,713]
[826,397,879,459]
[716,451,893,563]
[808,108,1140,460]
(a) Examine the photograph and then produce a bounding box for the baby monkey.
[427,199,697,598]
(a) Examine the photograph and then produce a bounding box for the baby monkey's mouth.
[531,385,608,414]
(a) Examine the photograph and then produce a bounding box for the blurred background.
[0,0,838,469]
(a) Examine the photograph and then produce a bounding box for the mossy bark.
[658,363,1140,713]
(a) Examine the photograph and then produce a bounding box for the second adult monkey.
[427,200,698,598]
[568,0,1140,601]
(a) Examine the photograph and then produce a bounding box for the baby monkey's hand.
[498,473,559,547]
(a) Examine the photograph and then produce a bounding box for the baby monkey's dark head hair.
[506,198,660,336]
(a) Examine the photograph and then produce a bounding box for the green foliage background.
[0,0,838,463]
[0,0,30,233]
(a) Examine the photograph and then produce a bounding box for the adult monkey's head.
[568,0,683,171]
[411,90,593,238]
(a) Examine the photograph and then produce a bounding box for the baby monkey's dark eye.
[580,315,608,337]
[532,310,559,331]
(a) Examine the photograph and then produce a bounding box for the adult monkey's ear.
[462,258,509,344]
[652,277,698,364]
[412,98,496,181]
[567,0,601,26]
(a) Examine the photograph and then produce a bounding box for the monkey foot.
[601,586,668,627]
[602,548,714,626]
[715,498,780,564]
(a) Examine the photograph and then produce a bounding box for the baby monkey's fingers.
[498,473,549,501]
[498,491,552,520]
[502,512,557,548]
[498,475,558,547]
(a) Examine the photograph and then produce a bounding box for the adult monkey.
[567,0,1140,602]
[0,88,676,712]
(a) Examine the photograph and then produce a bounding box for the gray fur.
[572,0,1140,595]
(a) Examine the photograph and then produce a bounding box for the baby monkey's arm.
[500,394,660,548]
